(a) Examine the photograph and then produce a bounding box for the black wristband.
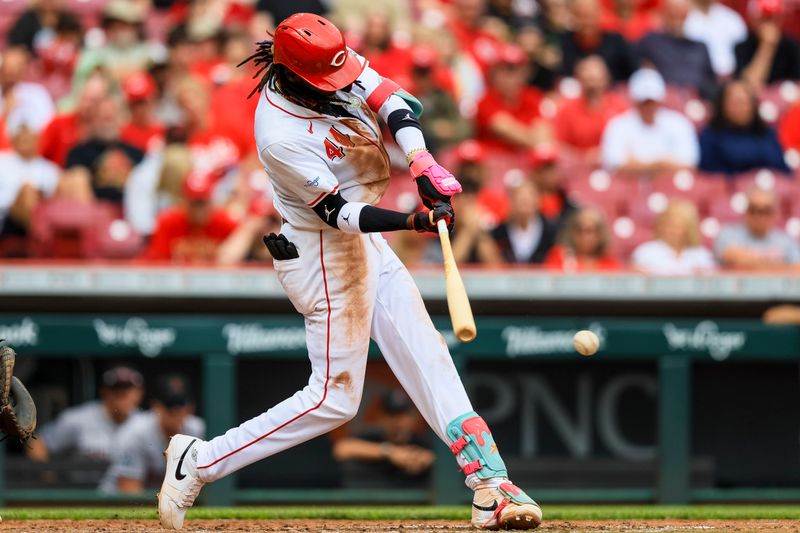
[387,108,422,139]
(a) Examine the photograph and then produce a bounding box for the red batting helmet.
[272,13,364,92]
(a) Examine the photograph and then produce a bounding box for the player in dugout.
[157,13,542,531]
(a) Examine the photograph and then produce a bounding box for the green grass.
[3,505,800,521]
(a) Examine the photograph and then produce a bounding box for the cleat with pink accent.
[472,480,542,530]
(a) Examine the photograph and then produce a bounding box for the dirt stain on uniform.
[333,371,353,392]
[340,116,390,203]
[328,232,370,343]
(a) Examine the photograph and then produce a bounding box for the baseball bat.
[437,219,477,343]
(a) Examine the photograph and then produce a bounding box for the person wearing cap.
[528,145,579,230]
[69,0,153,99]
[64,94,144,206]
[734,0,800,90]
[333,389,434,488]
[475,44,549,152]
[683,0,747,77]
[638,0,717,99]
[560,0,636,82]
[143,170,238,262]
[27,366,144,463]
[120,72,166,153]
[7,0,79,55]
[553,55,626,161]
[101,374,204,494]
[600,68,699,176]
[409,45,470,152]
[157,13,542,531]
[0,117,61,248]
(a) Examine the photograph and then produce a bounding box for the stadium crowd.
[1,0,800,272]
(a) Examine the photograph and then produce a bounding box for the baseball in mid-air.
[573,330,600,356]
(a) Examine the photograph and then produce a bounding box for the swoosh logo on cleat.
[175,439,197,481]
[472,501,499,512]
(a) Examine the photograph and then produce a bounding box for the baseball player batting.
[158,13,542,531]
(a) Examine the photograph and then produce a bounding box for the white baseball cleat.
[158,434,206,530]
[472,480,542,530]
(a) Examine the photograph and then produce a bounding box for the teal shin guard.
[446,411,508,479]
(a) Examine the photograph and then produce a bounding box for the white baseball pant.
[195,226,474,481]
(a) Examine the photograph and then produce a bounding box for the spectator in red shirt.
[120,72,165,153]
[144,172,238,263]
[561,0,636,81]
[554,55,627,163]
[779,102,800,152]
[600,0,658,42]
[544,207,621,271]
[449,0,504,71]
[475,45,549,152]
[39,73,111,167]
[359,12,413,89]
[528,144,579,231]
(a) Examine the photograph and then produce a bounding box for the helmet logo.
[330,50,347,67]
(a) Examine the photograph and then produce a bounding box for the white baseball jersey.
[255,54,391,231]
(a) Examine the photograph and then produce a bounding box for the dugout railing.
[1,309,800,506]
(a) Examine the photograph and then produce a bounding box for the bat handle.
[437,219,448,234]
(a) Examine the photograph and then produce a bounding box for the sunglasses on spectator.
[747,204,775,216]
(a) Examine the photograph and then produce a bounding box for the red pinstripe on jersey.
[197,231,332,470]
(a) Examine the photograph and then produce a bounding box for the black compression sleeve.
[359,205,410,232]
[387,108,422,139]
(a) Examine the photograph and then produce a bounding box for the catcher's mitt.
[0,345,36,443]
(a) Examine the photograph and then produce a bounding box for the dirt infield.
[2,519,800,532]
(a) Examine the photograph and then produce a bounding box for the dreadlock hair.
[237,40,357,118]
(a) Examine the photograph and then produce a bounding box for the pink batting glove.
[409,152,463,196]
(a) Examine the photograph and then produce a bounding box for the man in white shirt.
[683,0,747,76]
[0,117,61,235]
[601,68,699,177]
[0,47,55,133]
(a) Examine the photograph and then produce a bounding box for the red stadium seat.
[650,170,729,214]
[566,169,639,219]
[708,192,748,223]
[609,216,651,261]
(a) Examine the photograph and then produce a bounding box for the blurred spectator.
[332,1,412,37]
[70,0,153,97]
[450,144,503,265]
[734,0,800,90]
[0,47,55,136]
[529,145,579,229]
[410,46,471,152]
[100,374,204,494]
[638,0,717,99]
[257,0,326,25]
[173,76,245,175]
[698,80,789,174]
[779,102,800,151]
[144,171,239,263]
[120,73,166,153]
[333,390,432,488]
[683,0,747,77]
[27,366,144,462]
[358,11,413,88]
[33,14,83,102]
[491,179,557,264]
[0,120,60,246]
[600,0,658,42]
[7,0,81,55]
[715,187,800,269]
[632,200,715,274]
[561,0,635,82]
[601,68,699,175]
[39,73,111,167]
[125,144,192,236]
[449,0,505,71]
[65,94,144,205]
[515,24,559,92]
[475,45,548,151]
[544,208,621,271]
[554,55,626,161]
